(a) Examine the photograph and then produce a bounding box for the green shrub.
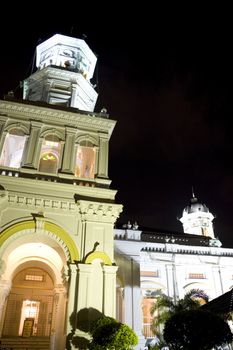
[90,315,117,334]
[89,315,138,350]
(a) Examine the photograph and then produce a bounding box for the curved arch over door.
[0,220,79,350]
[0,220,79,262]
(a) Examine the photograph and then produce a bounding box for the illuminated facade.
[23,34,98,111]
[0,34,122,350]
[115,197,233,342]
[0,33,233,350]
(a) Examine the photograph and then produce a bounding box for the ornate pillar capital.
[76,200,123,224]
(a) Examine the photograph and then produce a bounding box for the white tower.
[23,34,98,111]
[179,193,216,239]
[0,33,122,350]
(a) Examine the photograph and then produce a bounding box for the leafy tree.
[163,309,232,350]
[150,289,205,337]
[89,315,138,350]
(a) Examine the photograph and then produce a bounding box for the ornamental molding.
[76,200,123,223]
[0,176,117,202]
[0,101,116,136]
[7,193,76,212]
[0,227,71,261]
[28,66,91,85]
[3,121,30,135]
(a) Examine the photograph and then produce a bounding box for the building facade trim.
[0,101,116,137]
[85,251,112,265]
[0,220,79,261]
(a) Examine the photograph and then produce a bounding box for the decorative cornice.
[29,66,89,83]
[141,244,233,257]
[7,193,76,212]
[0,100,116,136]
[0,175,117,203]
[76,200,123,223]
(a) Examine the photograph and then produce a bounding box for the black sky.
[1,7,233,246]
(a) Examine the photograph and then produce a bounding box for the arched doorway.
[0,220,79,350]
[3,265,54,338]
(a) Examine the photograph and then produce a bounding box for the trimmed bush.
[89,315,138,350]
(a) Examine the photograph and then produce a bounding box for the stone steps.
[0,337,50,350]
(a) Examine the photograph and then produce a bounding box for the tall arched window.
[38,135,61,174]
[141,287,166,339]
[0,129,27,168]
[75,141,96,179]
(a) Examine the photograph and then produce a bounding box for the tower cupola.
[0,33,114,187]
[179,192,215,239]
[23,34,98,111]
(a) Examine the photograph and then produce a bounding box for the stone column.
[51,287,67,350]
[22,121,41,168]
[176,265,185,298]
[212,266,224,296]
[171,256,179,304]
[97,132,109,178]
[43,80,52,102]
[70,86,78,108]
[116,286,124,322]
[73,263,94,345]
[0,119,5,136]
[102,265,118,317]
[0,280,11,336]
[94,146,99,175]
[34,137,43,169]
[166,264,175,298]
[0,128,7,159]
[58,141,65,171]
[61,127,76,173]
[66,263,78,335]
[123,259,145,350]
[76,263,94,312]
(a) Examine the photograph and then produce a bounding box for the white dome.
[183,197,209,215]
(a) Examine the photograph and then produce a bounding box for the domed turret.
[179,192,215,238]
[183,195,210,215]
[23,34,98,112]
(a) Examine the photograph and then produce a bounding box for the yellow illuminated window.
[38,135,61,174]
[75,143,96,179]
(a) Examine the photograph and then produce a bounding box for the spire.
[191,186,198,203]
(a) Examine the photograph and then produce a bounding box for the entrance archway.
[3,264,54,338]
[0,220,79,350]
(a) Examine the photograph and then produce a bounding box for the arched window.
[38,135,61,174]
[75,141,96,179]
[0,129,27,168]
[141,287,166,338]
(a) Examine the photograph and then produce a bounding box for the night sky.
[1,8,233,247]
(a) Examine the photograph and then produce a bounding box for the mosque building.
[0,33,233,350]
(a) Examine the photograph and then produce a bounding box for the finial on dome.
[191,186,198,203]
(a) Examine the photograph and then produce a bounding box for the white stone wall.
[114,229,233,347]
